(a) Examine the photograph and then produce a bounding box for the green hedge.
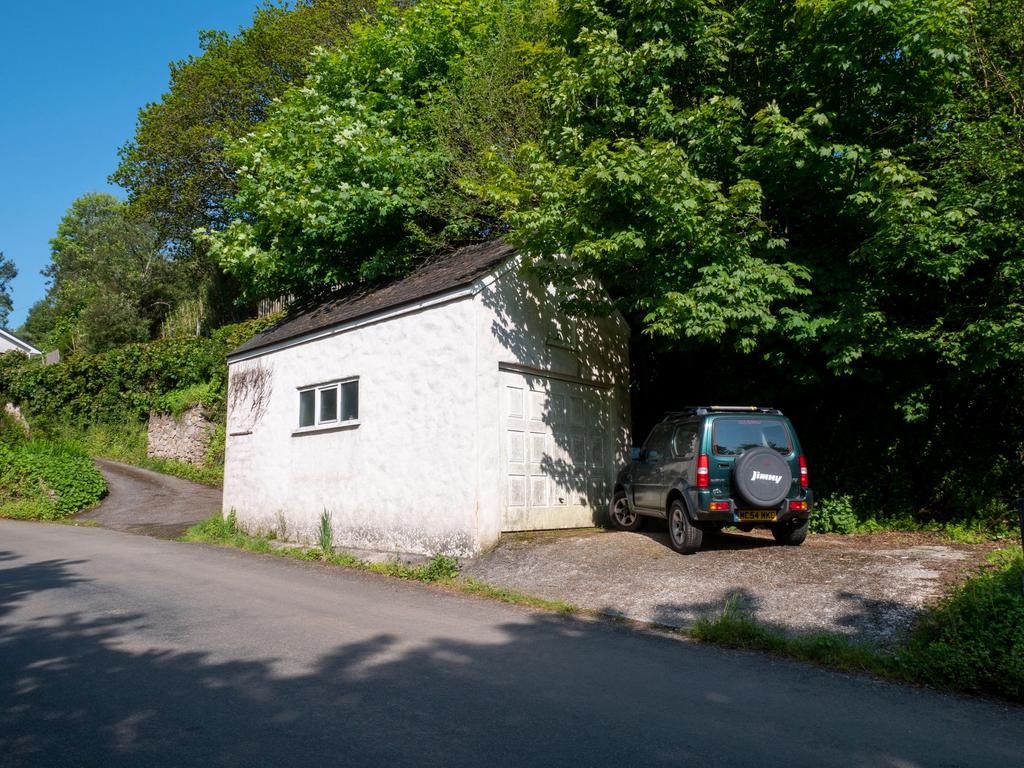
[0,316,278,424]
[0,439,107,519]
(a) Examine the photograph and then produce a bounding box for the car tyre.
[609,490,645,532]
[667,499,702,554]
[771,518,808,546]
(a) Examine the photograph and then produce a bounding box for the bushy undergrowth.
[0,317,275,487]
[808,494,858,535]
[44,419,224,488]
[0,315,278,425]
[897,549,1024,701]
[808,493,1014,542]
[0,433,107,520]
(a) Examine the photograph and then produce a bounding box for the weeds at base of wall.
[181,513,568,610]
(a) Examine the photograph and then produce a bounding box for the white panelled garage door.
[501,369,614,531]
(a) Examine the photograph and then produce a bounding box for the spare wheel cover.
[733,447,792,508]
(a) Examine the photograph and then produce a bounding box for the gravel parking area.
[464,526,1001,645]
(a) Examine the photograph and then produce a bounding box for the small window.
[643,424,673,460]
[299,389,316,428]
[319,387,338,423]
[340,380,359,421]
[297,378,359,430]
[671,426,697,460]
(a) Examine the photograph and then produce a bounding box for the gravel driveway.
[464,526,999,645]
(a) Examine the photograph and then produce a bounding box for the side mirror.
[630,447,643,462]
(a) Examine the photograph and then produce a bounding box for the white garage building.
[223,241,630,556]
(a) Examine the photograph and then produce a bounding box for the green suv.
[609,407,812,554]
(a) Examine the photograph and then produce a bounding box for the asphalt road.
[1,521,1021,767]
[77,459,221,538]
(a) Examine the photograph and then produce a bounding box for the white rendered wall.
[224,297,481,556]
[0,337,26,354]
[473,261,632,543]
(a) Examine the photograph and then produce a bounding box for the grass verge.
[181,513,577,613]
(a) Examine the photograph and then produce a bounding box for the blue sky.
[0,1,263,328]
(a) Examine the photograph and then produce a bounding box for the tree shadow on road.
[1,553,1020,768]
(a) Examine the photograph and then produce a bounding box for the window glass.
[299,389,315,427]
[712,419,792,456]
[341,380,359,421]
[319,386,338,422]
[643,424,673,458]
[671,426,697,459]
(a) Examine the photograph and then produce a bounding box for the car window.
[643,424,673,458]
[671,426,697,459]
[712,419,792,456]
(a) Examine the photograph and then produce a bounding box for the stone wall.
[147,406,217,465]
[3,403,30,435]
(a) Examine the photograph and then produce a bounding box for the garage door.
[501,370,615,531]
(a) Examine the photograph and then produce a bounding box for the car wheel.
[771,518,808,546]
[667,499,702,554]
[609,490,645,532]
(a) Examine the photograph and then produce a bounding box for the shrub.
[898,549,1024,701]
[0,408,28,445]
[809,494,858,534]
[0,439,107,519]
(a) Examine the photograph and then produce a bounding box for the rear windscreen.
[712,419,792,456]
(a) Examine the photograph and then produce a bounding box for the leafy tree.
[113,0,374,289]
[205,0,542,301]
[0,252,15,328]
[42,193,181,355]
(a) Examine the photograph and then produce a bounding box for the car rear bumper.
[693,490,813,524]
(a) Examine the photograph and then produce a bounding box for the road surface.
[1,520,1020,767]
[77,459,221,538]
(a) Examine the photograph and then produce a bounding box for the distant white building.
[0,329,40,357]
[223,241,631,556]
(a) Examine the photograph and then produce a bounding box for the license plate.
[738,510,777,522]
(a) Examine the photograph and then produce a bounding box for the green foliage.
[152,382,221,417]
[0,315,276,425]
[691,594,895,677]
[0,439,107,520]
[317,509,335,557]
[206,0,542,301]
[0,251,16,328]
[114,0,373,295]
[898,549,1024,701]
[25,193,184,355]
[0,408,28,445]
[809,494,858,535]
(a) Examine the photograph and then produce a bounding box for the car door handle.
[717,463,729,468]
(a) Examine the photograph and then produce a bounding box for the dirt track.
[77,459,221,539]
[465,525,1001,645]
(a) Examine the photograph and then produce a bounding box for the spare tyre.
[733,447,792,508]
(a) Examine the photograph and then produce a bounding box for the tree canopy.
[0,252,15,329]
[23,193,182,355]
[203,0,1024,519]
[204,0,542,301]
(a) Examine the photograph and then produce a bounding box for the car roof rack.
[662,406,783,419]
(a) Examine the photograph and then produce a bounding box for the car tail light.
[696,454,709,489]
[709,501,730,512]
[789,500,809,512]
[799,455,808,489]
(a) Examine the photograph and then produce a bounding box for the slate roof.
[230,240,517,357]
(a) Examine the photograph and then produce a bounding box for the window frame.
[294,376,360,434]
